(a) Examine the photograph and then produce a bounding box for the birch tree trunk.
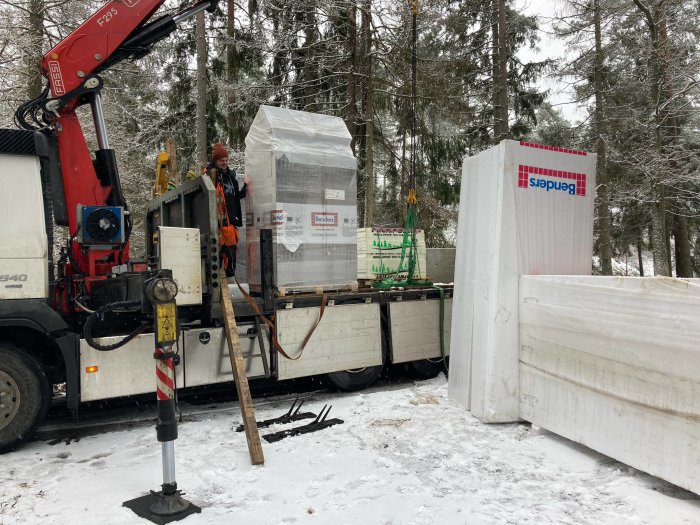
[492,0,508,141]
[633,0,670,276]
[363,0,374,227]
[27,0,44,99]
[497,0,508,139]
[303,0,318,111]
[345,2,358,155]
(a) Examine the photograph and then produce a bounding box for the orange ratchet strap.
[232,278,328,361]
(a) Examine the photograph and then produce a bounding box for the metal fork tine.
[313,405,328,423]
[321,405,332,422]
[286,397,299,417]
[292,400,304,416]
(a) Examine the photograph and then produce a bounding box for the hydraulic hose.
[83,300,149,351]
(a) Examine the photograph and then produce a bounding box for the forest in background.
[0,0,699,276]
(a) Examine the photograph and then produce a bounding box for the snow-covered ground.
[2,377,699,525]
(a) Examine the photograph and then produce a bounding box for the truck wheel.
[326,365,383,392]
[404,357,448,380]
[0,344,50,453]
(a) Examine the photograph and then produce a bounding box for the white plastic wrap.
[245,107,354,161]
[448,140,596,422]
[244,106,358,290]
[520,275,700,495]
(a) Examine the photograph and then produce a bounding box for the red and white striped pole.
[154,343,179,506]
[155,347,176,402]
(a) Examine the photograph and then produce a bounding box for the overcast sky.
[515,0,589,123]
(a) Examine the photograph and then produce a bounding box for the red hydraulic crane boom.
[15,0,217,312]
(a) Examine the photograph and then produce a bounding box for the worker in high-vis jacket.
[205,143,248,277]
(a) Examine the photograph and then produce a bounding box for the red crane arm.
[41,0,166,98]
[27,0,217,284]
[37,0,166,278]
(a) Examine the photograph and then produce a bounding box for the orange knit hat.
[212,143,229,162]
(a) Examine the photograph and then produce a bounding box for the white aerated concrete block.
[519,275,700,495]
[449,141,596,422]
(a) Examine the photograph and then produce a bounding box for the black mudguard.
[0,299,80,418]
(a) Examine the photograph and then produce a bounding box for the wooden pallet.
[276,281,359,297]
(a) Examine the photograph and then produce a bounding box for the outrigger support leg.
[124,275,201,524]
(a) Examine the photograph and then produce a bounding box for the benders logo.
[518,164,587,197]
[529,177,576,195]
[311,212,338,227]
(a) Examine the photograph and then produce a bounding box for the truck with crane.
[0,0,450,453]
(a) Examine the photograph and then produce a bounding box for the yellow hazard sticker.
[156,303,177,343]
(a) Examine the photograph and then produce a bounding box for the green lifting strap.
[372,205,433,289]
[371,2,432,291]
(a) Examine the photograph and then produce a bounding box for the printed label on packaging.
[311,212,338,227]
[261,203,357,251]
[517,165,587,197]
[271,210,285,225]
[325,189,345,201]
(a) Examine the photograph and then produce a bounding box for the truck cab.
[0,130,81,452]
[0,130,51,301]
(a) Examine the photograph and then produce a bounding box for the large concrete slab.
[519,275,700,495]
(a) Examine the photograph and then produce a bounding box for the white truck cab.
[0,150,48,300]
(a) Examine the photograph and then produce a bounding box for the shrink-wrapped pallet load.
[244,106,358,293]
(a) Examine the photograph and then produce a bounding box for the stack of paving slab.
[519,274,700,495]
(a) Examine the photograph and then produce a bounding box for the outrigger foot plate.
[123,490,201,524]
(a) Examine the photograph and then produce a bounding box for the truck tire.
[404,357,448,380]
[0,344,50,453]
[326,365,383,392]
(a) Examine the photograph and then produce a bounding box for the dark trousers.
[221,245,237,278]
